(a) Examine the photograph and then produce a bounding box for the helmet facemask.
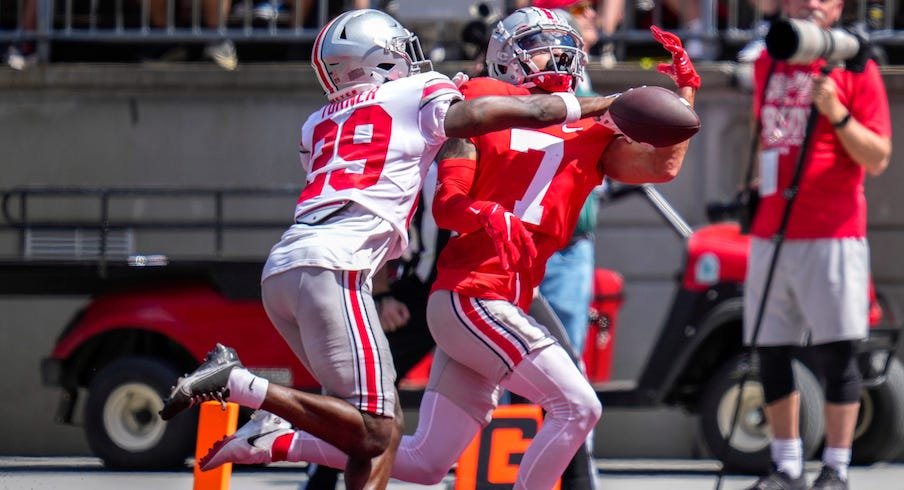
[486,8,587,93]
[515,29,585,92]
[370,30,433,84]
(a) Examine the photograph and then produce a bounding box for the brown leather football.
[609,85,701,147]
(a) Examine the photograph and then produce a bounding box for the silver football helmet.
[486,7,586,93]
[312,9,432,100]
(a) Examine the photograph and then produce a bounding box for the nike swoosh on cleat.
[247,429,281,448]
[248,378,255,392]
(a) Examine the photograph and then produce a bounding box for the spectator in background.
[661,0,718,60]
[595,0,624,68]
[533,0,626,68]
[742,0,891,488]
[3,0,37,70]
[146,0,238,70]
[738,0,780,63]
[508,0,531,12]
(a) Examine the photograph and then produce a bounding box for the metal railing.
[0,0,903,64]
[0,186,298,259]
[606,0,904,59]
[0,0,331,61]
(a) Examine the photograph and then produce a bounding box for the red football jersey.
[432,77,616,310]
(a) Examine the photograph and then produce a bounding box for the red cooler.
[582,269,625,383]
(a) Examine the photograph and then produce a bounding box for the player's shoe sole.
[159,343,243,421]
[199,410,293,471]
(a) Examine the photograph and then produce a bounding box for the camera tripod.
[713,67,832,490]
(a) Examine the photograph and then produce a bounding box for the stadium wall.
[0,63,902,458]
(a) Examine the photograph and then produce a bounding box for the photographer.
[743,1,891,489]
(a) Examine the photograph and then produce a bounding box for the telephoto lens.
[765,18,859,64]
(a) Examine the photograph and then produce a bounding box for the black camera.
[765,18,866,69]
[460,2,501,62]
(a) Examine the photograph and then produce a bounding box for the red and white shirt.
[432,77,616,310]
[263,72,462,280]
[751,54,891,239]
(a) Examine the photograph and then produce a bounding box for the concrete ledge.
[0,61,752,92]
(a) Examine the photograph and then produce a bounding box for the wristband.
[832,112,852,129]
[552,92,582,123]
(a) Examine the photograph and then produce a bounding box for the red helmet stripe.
[312,16,340,94]
[535,7,556,22]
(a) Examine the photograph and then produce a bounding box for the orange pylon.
[193,401,239,490]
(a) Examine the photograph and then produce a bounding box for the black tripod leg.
[713,104,823,490]
[560,441,597,490]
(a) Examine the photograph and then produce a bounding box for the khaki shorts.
[744,238,869,347]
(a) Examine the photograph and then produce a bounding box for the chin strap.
[534,73,575,93]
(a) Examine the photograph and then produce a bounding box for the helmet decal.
[311,9,433,100]
[312,15,341,95]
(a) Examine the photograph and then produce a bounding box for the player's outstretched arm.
[600,26,699,184]
[443,93,616,139]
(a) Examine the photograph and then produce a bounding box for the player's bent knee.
[814,341,862,404]
[570,382,602,430]
[355,413,396,459]
[758,346,796,404]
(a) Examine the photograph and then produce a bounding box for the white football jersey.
[263,72,462,281]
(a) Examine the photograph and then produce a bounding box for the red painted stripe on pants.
[458,295,524,365]
[347,270,379,413]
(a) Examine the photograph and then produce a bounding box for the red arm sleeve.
[433,157,491,234]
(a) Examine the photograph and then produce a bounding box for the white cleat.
[199,410,293,471]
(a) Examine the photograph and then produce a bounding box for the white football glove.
[451,72,470,88]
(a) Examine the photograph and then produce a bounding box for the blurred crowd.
[1,0,902,70]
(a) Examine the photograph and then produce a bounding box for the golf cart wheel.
[699,355,825,474]
[84,356,197,469]
[852,357,904,464]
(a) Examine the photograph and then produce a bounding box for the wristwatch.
[833,112,852,129]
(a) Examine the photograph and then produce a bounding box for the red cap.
[531,0,582,9]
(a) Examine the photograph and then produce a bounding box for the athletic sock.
[288,429,346,466]
[270,432,293,462]
[771,438,803,479]
[226,367,268,408]
[823,446,851,480]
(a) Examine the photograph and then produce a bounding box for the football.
[608,85,701,147]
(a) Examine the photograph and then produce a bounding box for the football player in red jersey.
[421,7,700,488]
[213,8,702,489]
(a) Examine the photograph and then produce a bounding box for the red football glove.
[651,25,701,90]
[470,201,537,272]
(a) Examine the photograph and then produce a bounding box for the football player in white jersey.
[160,8,625,489]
